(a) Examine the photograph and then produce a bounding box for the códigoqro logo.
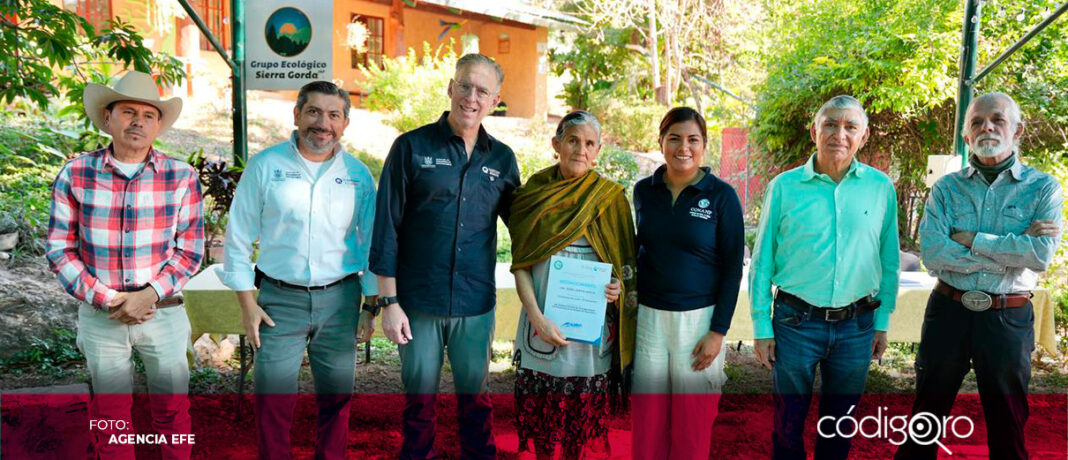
[818,405,974,455]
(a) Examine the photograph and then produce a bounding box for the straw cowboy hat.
[83,71,183,134]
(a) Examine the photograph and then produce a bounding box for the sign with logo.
[246,2,332,90]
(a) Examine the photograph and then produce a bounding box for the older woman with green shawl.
[507,110,638,460]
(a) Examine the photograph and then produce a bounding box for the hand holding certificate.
[542,255,613,344]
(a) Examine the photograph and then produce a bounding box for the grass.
[367,337,402,366]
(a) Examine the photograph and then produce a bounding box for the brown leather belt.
[156,295,184,307]
[776,290,878,321]
[934,281,1030,311]
[107,295,184,313]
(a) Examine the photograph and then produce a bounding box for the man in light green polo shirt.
[749,95,900,460]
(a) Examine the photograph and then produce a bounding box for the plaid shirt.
[46,145,205,309]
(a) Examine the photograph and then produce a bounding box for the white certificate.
[543,255,613,344]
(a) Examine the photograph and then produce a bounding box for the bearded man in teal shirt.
[895,93,1062,460]
[749,95,900,460]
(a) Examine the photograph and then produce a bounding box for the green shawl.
[507,164,638,372]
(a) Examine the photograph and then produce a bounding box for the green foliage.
[1,0,186,119]
[515,148,555,182]
[549,24,647,109]
[595,145,641,192]
[496,219,512,262]
[1054,289,1068,331]
[367,337,401,365]
[132,352,145,375]
[190,367,222,386]
[1029,161,1068,327]
[587,89,663,152]
[744,227,758,251]
[350,149,384,184]
[750,0,1068,249]
[187,150,244,265]
[976,1,1068,161]
[359,42,456,132]
[0,108,107,261]
[752,0,960,165]
[0,329,83,378]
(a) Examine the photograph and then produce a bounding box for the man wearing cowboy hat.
[46,70,204,459]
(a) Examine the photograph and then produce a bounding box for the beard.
[970,134,1011,159]
[301,129,337,154]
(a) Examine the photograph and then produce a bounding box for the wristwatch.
[376,295,399,309]
[361,302,380,317]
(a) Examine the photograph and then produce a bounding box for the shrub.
[359,42,457,132]
[515,148,555,182]
[0,329,83,378]
[595,145,641,193]
[350,149,384,183]
[187,149,243,266]
[0,109,100,262]
[587,89,663,152]
[496,219,512,262]
[1031,160,1068,328]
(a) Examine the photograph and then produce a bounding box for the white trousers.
[632,304,726,460]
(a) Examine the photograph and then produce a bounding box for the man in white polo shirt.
[221,81,378,460]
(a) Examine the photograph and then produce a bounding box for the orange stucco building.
[64,0,580,119]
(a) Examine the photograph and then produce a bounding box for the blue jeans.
[771,297,875,460]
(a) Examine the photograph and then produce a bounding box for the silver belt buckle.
[961,290,993,312]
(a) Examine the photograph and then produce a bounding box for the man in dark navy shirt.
[369,53,520,460]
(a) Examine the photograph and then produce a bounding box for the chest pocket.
[465,168,506,229]
[948,195,979,230]
[1001,205,1032,235]
[326,179,359,232]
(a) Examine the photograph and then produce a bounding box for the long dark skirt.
[514,364,611,456]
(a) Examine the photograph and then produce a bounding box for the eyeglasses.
[453,81,496,101]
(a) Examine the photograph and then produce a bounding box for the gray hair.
[456,53,504,86]
[554,110,602,143]
[813,95,868,128]
[969,92,1023,126]
[968,92,1024,148]
[296,81,351,119]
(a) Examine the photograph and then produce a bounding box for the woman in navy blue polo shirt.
[631,107,745,460]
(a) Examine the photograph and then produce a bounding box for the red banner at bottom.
[2,393,1065,459]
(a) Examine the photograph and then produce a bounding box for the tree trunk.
[684,72,702,115]
[648,0,667,105]
[664,31,673,105]
[669,0,684,103]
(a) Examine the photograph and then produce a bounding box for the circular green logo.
[553,260,564,270]
[265,7,312,57]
